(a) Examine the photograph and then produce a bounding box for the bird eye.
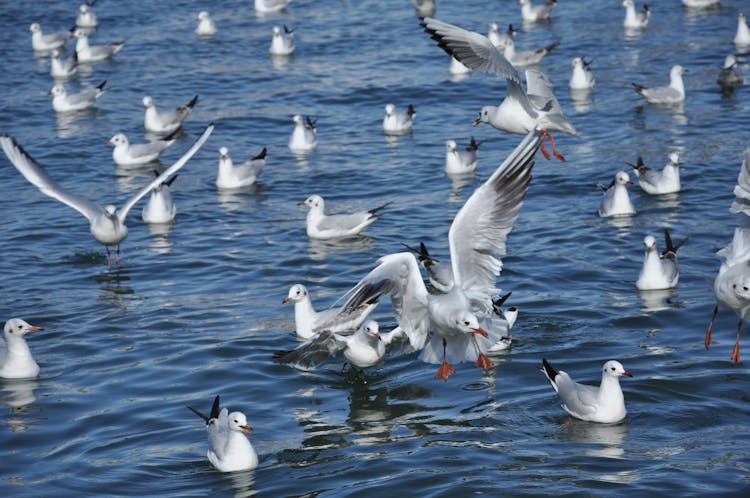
[734,284,738,289]
[611,367,615,371]
[745,287,749,291]
[464,321,470,326]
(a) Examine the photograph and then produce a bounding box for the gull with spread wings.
[341,131,542,380]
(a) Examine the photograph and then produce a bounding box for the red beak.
[297,201,306,206]
[622,371,633,377]
[473,117,481,127]
[472,327,488,338]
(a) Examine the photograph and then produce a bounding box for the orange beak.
[374,332,382,341]
[240,424,252,434]
[29,325,43,332]
[282,296,291,304]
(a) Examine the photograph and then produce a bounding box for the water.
[1,0,749,496]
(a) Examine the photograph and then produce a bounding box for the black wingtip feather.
[187,95,199,109]
[209,395,221,419]
[541,358,558,380]
[252,147,268,161]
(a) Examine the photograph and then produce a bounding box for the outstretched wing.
[420,17,535,116]
[118,123,214,222]
[448,130,542,308]
[342,252,430,350]
[0,134,104,222]
[272,330,346,370]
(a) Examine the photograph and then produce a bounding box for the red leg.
[731,318,742,364]
[543,131,566,161]
[435,338,455,381]
[705,305,718,350]
[106,247,112,267]
[471,332,493,370]
[116,244,122,265]
[539,134,551,160]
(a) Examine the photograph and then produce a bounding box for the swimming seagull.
[540,359,632,423]
[143,95,199,135]
[420,17,575,161]
[0,124,213,265]
[288,114,317,153]
[273,320,387,371]
[488,23,514,49]
[283,283,378,340]
[340,131,542,380]
[401,241,454,292]
[187,395,258,473]
[29,23,74,52]
[598,171,635,218]
[488,291,518,352]
[50,49,78,79]
[76,2,99,28]
[730,148,750,217]
[629,153,681,195]
[633,65,686,105]
[681,0,719,8]
[621,0,650,30]
[445,137,481,175]
[299,194,390,240]
[216,146,266,189]
[49,81,105,112]
[717,55,744,89]
[636,229,687,291]
[195,11,217,36]
[413,0,436,17]
[735,13,750,48]
[519,0,557,23]
[1,318,43,379]
[74,29,124,63]
[569,57,595,90]
[141,172,178,224]
[503,30,560,68]
[382,104,416,135]
[107,130,179,166]
[269,25,294,55]
[449,56,471,75]
[255,0,291,14]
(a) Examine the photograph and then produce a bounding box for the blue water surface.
[1,1,749,496]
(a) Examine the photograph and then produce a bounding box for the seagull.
[420,17,575,161]
[74,29,124,63]
[29,23,74,52]
[632,65,686,105]
[216,146,266,189]
[629,153,681,195]
[195,11,217,36]
[488,23,513,49]
[141,173,178,224]
[503,30,559,68]
[731,148,750,217]
[273,320,386,371]
[49,81,105,112]
[1,319,42,379]
[255,0,291,14]
[681,0,719,8]
[187,395,258,473]
[76,3,99,29]
[50,49,78,79]
[401,241,454,292]
[283,283,378,341]
[519,0,557,23]
[717,55,744,88]
[340,131,542,380]
[143,95,199,135]
[269,25,294,55]
[413,0,436,17]
[449,56,471,75]
[488,291,518,352]
[636,229,687,291]
[621,0,650,30]
[288,114,317,153]
[598,171,635,218]
[541,359,632,423]
[735,13,750,47]
[299,194,390,240]
[445,137,480,175]
[706,227,750,364]
[107,131,179,167]
[0,124,213,265]
[382,103,416,135]
[569,57,595,90]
